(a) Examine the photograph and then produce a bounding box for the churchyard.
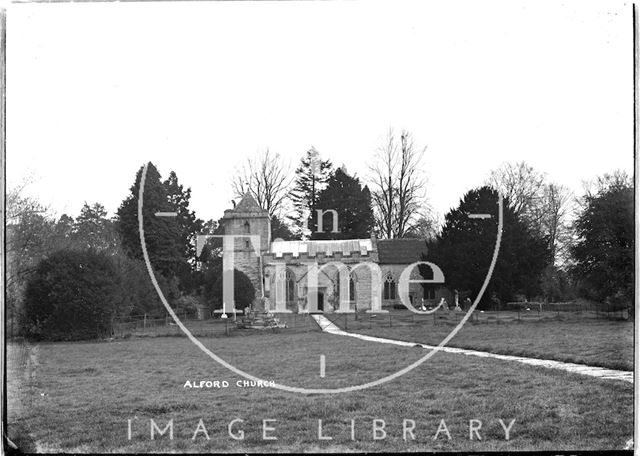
[329,308,634,371]
[7,313,633,453]
[112,304,633,371]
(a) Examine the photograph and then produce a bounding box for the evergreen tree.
[116,162,184,280]
[571,171,633,309]
[425,186,549,307]
[163,171,204,263]
[73,203,120,253]
[195,218,223,266]
[289,147,333,237]
[163,171,205,293]
[310,167,375,240]
[53,214,75,242]
[23,249,119,341]
[112,255,177,318]
[271,215,296,241]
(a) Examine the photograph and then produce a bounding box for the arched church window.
[243,221,250,234]
[349,275,356,302]
[286,270,295,303]
[383,273,396,300]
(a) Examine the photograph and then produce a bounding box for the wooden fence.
[321,303,632,332]
[111,312,320,338]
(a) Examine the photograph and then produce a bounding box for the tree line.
[233,129,436,240]
[6,131,634,340]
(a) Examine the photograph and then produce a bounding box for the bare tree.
[580,170,632,203]
[6,182,56,336]
[369,131,396,238]
[368,129,431,238]
[231,149,293,217]
[403,214,438,240]
[486,161,546,222]
[7,178,45,223]
[539,183,574,265]
[487,162,574,265]
[6,180,56,278]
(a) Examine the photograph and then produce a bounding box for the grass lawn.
[7,331,633,453]
[326,310,634,371]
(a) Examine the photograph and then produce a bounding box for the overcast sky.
[7,0,634,224]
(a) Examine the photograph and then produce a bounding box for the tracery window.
[383,273,396,300]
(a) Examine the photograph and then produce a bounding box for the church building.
[223,193,451,313]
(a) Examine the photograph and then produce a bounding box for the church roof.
[377,239,429,264]
[235,192,264,212]
[270,239,373,258]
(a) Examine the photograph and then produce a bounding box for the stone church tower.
[222,193,271,299]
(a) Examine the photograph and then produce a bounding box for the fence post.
[369,315,372,329]
[433,312,436,326]
[389,314,392,327]
[345,314,348,331]
[144,313,147,330]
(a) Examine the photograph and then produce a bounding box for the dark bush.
[203,267,255,313]
[23,249,119,341]
[113,255,178,318]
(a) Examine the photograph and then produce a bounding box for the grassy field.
[325,310,634,371]
[116,310,634,372]
[7,330,633,453]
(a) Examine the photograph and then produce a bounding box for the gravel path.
[311,314,633,384]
